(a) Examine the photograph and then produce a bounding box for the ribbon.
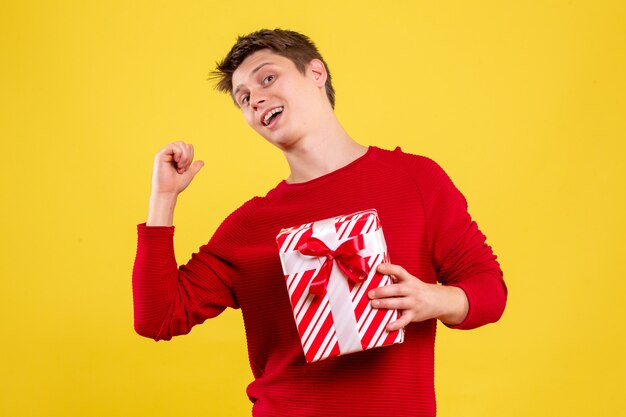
[297,234,370,296]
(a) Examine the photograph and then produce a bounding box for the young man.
[133,29,507,417]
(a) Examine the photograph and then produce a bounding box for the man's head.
[212,29,335,108]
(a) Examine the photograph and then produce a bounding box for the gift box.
[276,209,404,363]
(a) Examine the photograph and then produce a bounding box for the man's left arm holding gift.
[368,156,508,331]
[368,263,471,330]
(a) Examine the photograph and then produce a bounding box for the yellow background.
[1,1,624,416]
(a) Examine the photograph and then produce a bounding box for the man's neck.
[281,117,367,184]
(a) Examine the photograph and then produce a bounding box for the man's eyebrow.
[233,62,274,98]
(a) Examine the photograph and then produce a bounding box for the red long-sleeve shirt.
[132,146,507,417]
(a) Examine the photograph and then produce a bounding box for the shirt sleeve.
[132,213,243,341]
[415,156,508,330]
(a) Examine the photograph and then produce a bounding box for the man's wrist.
[437,285,469,326]
[147,194,178,226]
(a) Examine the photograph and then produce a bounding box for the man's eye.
[263,75,275,85]
[241,95,250,106]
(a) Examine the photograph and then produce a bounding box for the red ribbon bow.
[297,234,370,296]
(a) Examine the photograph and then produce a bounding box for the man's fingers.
[386,312,412,332]
[376,263,410,281]
[368,283,405,299]
[371,296,412,310]
[174,141,189,172]
[181,143,194,171]
[165,141,196,173]
[172,142,183,162]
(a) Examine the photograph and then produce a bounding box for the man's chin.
[263,134,298,151]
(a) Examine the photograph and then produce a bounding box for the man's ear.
[308,59,328,87]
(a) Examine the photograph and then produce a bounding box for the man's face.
[231,49,325,148]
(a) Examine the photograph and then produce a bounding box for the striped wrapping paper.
[276,209,404,363]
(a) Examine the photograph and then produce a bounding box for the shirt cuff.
[137,222,175,237]
[443,271,507,330]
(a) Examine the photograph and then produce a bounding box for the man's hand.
[151,141,204,197]
[368,263,469,331]
[146,141,204,226]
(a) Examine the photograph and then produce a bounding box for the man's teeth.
[263,107,284,126]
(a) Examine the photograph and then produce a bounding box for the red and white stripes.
[277,209,404,362]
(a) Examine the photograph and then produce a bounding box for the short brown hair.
[211,29,335,108]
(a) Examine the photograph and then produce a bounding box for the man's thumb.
[189,160,204,177]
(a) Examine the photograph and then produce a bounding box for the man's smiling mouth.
[263,106,284,126]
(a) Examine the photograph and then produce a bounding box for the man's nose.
[252,99,264,111]
[251,90,267,110]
